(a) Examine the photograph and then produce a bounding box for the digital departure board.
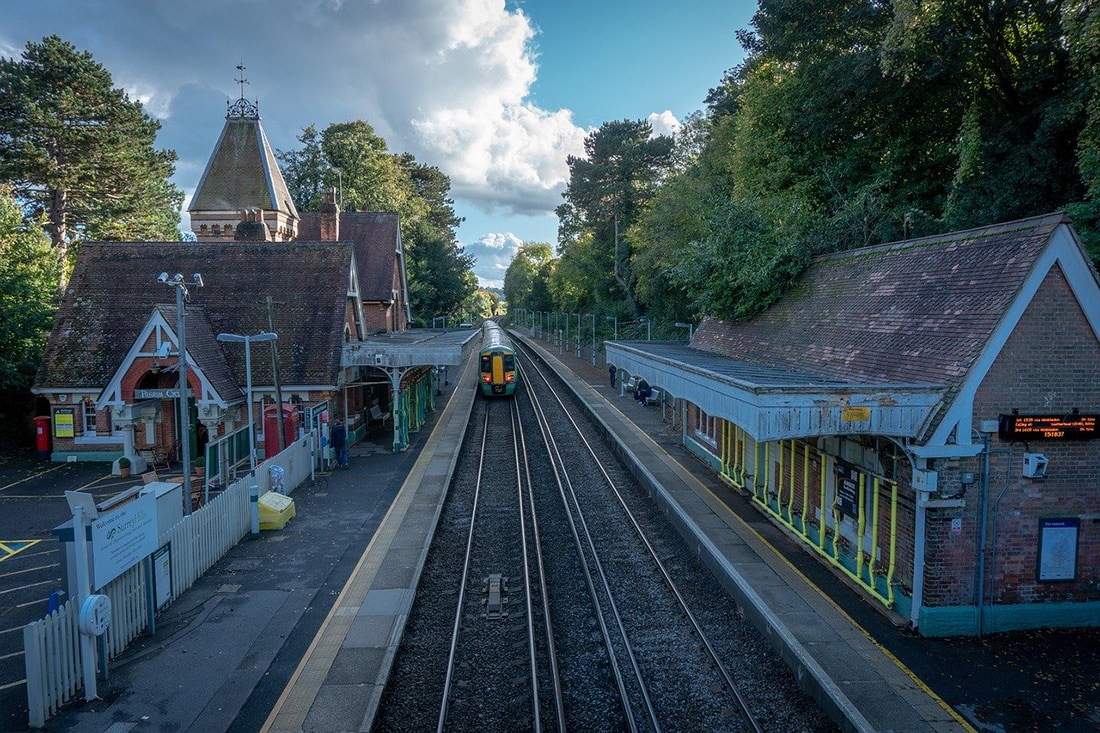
[998,413,1099,441]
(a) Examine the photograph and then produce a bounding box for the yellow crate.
[258,491,296,530]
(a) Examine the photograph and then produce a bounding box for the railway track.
[372,342,834,732]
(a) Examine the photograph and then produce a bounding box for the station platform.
[42,334,1098,732]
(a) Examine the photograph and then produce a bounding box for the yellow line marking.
[0,540,40,561]
[0,463,69,493]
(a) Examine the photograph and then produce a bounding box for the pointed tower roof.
[188,98,298,221]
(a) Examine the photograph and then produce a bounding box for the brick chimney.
[320,188,340,241]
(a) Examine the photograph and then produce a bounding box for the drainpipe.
[911,496,927,628]
[975,435,992,635]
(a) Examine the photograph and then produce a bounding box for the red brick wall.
[937,265,1100,606]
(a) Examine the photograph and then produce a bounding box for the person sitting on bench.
[634,379,651,405]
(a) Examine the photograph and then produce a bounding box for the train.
[478,321,518,397]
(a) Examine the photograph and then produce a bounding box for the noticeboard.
[998,413,1099,441]
[54,407,75,438]
[834,459,861,519]
[1038,518,1078,582]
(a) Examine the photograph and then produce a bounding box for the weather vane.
[226,61,259,119]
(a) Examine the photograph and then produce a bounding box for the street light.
[588,314,596,365]
[574,313,581,357]
[158,271,203,514]
[639,316,652,341]
[216,332,278,473]
[605,316,618,341]
[675,321,694,340]
[218,331,277,537]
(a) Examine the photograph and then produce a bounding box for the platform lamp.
[157,272,203,514]
[217,331,276,537]
[675,321,694,340]
[639,316,652,341]
[605,315,618,341]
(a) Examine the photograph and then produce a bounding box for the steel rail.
[513,400,567,731]
[437,408,491,732]
[518,356,655,732]
[519,338,764,733]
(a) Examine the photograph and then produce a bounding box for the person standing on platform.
[609,364,617,388]
[331,420,349,469]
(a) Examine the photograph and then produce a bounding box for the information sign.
[998,413,1099,441]
[54,408,75,438]
[91,492,158,589]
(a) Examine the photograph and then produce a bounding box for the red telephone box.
[263,405,299,459]
[34,416,52,459]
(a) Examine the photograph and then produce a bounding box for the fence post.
[23,622,44,728]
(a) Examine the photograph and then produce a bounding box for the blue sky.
[1,0,756,287]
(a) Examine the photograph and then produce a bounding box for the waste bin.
[34,416,52,460]
[269,464,285,494]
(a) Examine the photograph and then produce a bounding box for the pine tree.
[0,35,183,287]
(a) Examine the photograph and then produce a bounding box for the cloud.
[465,232,525,289]
[648,110,681,137]
[1,0,590,225]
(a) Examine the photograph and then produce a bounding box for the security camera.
[157,272,169,283]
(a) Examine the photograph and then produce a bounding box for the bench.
[368,404,392,428]
[644,389,662,407]
[624,376,638,393]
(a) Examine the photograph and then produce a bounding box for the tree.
[0,35,183,284]
[278,121,475,321]
[404,221,476,325]
[503,243,555,313]
[0,186,58,442]
[558,120,674,314]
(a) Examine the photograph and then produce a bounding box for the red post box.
[263,405,299,459]
[34,415,52,459]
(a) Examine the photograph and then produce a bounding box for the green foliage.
[404,221,476,325]
[277,120,472,323]
[0,186,58,397]
[558,120,675,313]
[503,243,555,312]
[0,35,183,270]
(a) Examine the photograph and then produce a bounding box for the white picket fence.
[22,433,317,728]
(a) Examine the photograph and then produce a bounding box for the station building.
[608,213,1100,636]
[31,95,477,478]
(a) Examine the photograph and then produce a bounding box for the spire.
[188,66,298,242]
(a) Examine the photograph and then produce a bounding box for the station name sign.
[998,413,1099,441]
[135,388,190,399]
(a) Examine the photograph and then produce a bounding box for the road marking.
[0,464,68,493]
[0,540,40,562]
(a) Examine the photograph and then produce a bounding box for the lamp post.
[640,316,652,341]
[157,272,203,514]
[573,313,581,358]
[216,332,277,473]
[218,331,277,537]
[588,314,596,365]
[675,321,694,340]
[605,316,618,341]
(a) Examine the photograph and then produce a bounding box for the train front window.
[503,354,515,371]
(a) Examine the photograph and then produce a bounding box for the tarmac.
[29,336,1100,733]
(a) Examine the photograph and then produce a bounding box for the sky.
[1,0,756,288]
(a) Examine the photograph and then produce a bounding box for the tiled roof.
[693,212,1071,389]
[188,116,298,219]
[297,212,401,302]
[35,242,354,392]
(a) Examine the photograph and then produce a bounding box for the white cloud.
[648,110,681,137]
[465,231,525,288]
[0,0,589,225]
